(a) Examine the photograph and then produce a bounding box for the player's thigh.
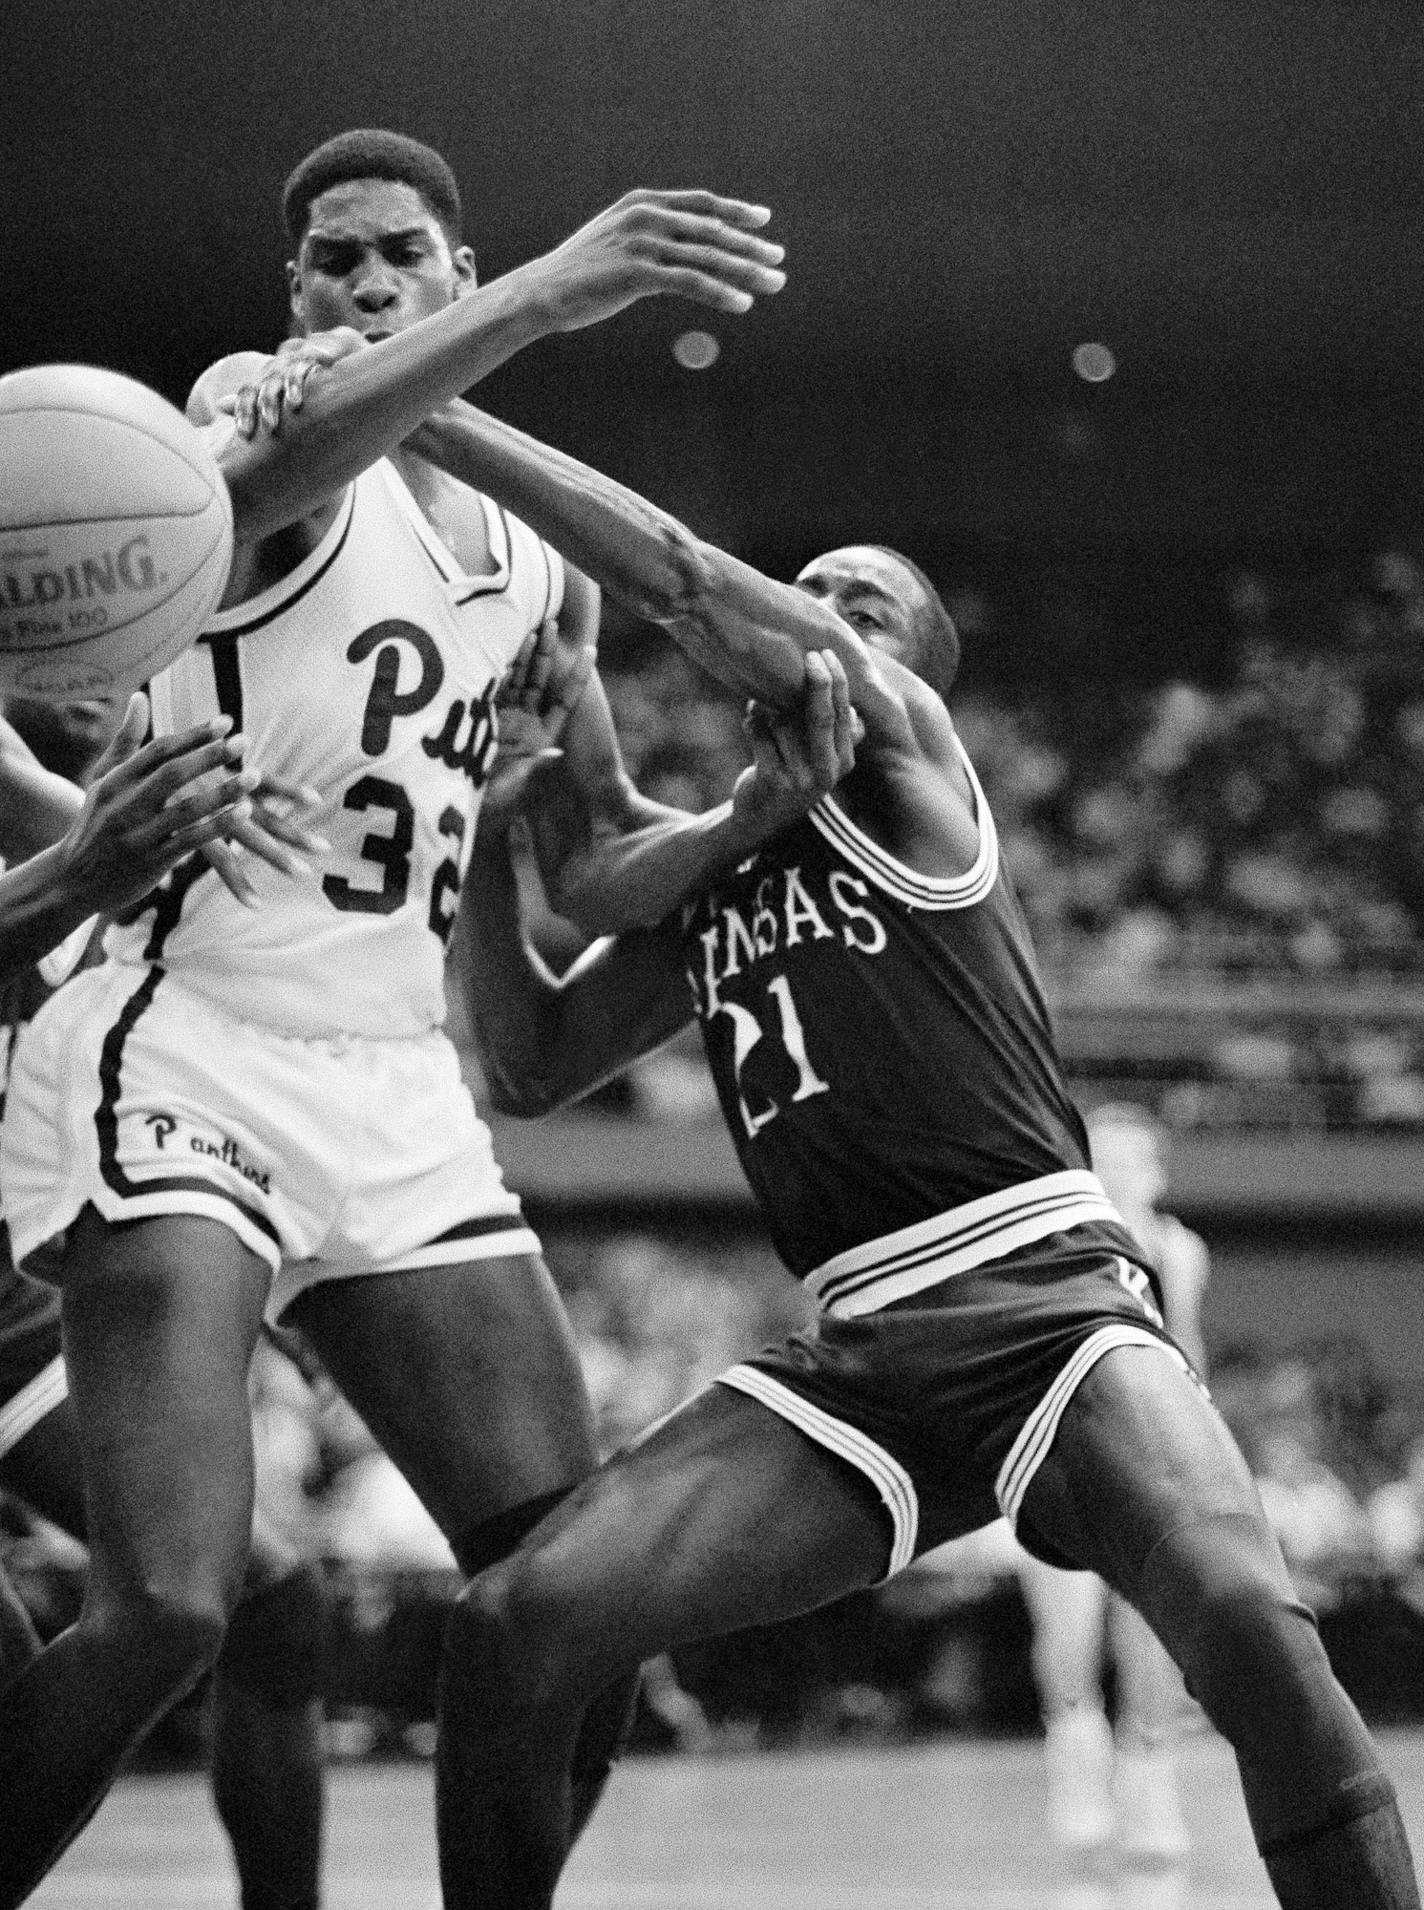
[287,1251,598,1540]
[59,1206,271,1604]
[1019,1343,1283,1604]
[0,1395,86,1540]
[492,1381,890,1680]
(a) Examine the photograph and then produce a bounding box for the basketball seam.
[0,401,225,513]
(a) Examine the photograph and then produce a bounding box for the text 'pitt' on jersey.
[106,454,564,1039]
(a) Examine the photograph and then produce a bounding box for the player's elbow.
[617,525,722,628]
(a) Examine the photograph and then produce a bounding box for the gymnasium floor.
[27,1727,1424,1908]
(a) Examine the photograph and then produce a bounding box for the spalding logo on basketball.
[0,363,234,699]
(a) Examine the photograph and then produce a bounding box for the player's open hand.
[522,190,786,331]
[200,774,331,908]
[220,328,370,439]
[731,649,862,840]
[482,619,598,832]
[55,694,267,913]
[497,619,598,757]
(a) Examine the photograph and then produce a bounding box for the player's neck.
[389,446,496,577]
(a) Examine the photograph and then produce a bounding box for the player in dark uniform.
[404,403,1419,1910]
[0,696,328,1910]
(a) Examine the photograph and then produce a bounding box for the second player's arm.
[461,792,693,1117]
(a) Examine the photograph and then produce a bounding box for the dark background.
[8,0,1424,683]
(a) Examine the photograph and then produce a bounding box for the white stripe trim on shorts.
[995,1324,1191,1529]
[716,1362,919,1578]
[806,1170,1126,1319]
[0,1354,68,1460]
[265,1221,542,1325]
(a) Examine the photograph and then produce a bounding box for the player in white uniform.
[1017,1102,1210,1867]
[0,130,790,1904]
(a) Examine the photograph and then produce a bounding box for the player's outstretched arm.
[0,695,274,980]
[407,401,918,744]
[208,191,786,546]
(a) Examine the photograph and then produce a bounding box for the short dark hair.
[282,129,462,247]
[867,545,961,702]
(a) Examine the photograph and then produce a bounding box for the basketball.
[0,364,234,700]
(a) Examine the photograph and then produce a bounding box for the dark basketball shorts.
[0,1236,66,1461]
[717,1231,1195,1579]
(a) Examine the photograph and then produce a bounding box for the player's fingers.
[167,800,275,864]
[823,651,864,766]
[639,266,759,316]
[258,370,287,433]
[201,839,261,909]
[622,190,774,231]
[97,715,235,795]
[498,632,538,707]
[233,382,260,441]
[127,733,246,811]
[130,767,261,846]
[249,774,324,815]
[638,207,786,271]
[557,640,597,709]
[283,362,309,415]
[522,622,558,706]
[221,811,315,878]
[249,799,331,856]
[648,241,786,301]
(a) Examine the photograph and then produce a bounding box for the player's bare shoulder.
[839,652,982,881]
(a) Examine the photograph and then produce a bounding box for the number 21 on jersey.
[711,973,828,1138]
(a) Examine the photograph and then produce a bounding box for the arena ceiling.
[9,0,1424,562]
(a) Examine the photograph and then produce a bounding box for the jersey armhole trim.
[202,484,357,639]
[808,735,998,909]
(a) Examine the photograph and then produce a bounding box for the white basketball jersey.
[105,456,563,1038]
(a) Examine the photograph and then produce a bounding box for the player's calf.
[212,1562,328,1910]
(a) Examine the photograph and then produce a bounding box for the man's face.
[794,547,929,679]
[287,177,475,341]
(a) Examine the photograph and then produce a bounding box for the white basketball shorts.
[0,960,540,1320]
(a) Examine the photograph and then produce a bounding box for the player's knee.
[217,1561,328,1708]
[1151,1539,1324,1733]
[86,1575,234,1690]
[448,1554,589,1714]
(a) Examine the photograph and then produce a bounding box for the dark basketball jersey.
[681,739,1144,1309]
